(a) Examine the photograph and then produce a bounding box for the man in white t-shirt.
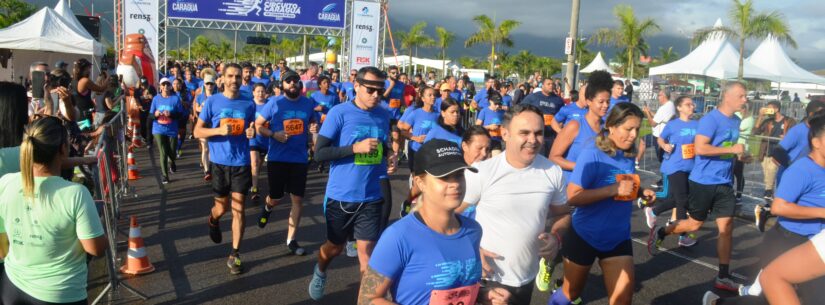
[462,104,569,305]
[644,88,676,187]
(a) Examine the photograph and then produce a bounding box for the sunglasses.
[360,85,385,95]
[283,77,300,84]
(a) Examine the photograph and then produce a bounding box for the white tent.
[0,6,104,81]
[747,35,825,85]
[381,55,450,72]
[649,19,774,80]
[580,52,615,74]
[54,0,97,41]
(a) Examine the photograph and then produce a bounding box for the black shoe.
[170,162,177,174]
[227,254,243,275]
[400,199,412,217]
[258,205,273,228]
[288,240,306,256]
[208,217,222,244]
[755,204,771,233]
[162,177,170,185]
[763,190,774,200]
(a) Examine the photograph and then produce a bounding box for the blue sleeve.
[319,106,343,141]
[401,109,415,125]
[696,115,717,139]
[367,226,406,281]
[258,101,273,121]
[174,96,185,115]
[660,122,673,142]
[502,95,512,107]
[780,127,801,151]
[149,97,157,114]
[569,150,598,188]
[555,107,568,123]
[775,164,806,203]
[246,104,256,126]
[198,97,211,122]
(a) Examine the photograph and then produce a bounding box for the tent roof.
[53,0,96,41]
[382,55,450,70]
[747,35,825,85]
[649,19,774,80]
[580,52,615,74]
[0,7,103,56]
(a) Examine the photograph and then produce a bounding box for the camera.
[48,72,71,88]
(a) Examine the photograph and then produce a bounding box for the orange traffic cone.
[127,146,141,180]
[120,216,155,275]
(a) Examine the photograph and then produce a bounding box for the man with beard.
[194,63,257,275]
[521,79,566,154]
[462,104,569,305]
[239,64,255,99]
[251,64,270,87]
[381,65,405,155]
[255,70,318,256]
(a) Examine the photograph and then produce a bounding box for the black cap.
[281,70,300,82]
[414,140,477,177]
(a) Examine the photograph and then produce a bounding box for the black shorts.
[562,225,633,266]
[325,198,383,245]
[687,180,736,222]
[267,161,308,199]
[250,146,268,154]
[407,144,417,172]
[211,163,252,197]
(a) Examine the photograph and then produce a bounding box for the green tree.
[458,56,482,69]
[191,35,216,60]
[435,26,455,77]
[465,15,521,76]
[592,5,660,80]
[509,50,536,81]
[656,46,679,64]
[396,22,434,72]
[0,0,35,28]
[692,0,795,81]
[575,38,595,68]
[217,39,234,60]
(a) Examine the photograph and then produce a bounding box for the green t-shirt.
[0,146,21,178]
[0,173,104,303]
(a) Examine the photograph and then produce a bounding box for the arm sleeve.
[659,123,673,142]
[314,135,354,162]
[74,186,104,239]
[198,97,212,123]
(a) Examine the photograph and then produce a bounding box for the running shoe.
[754,204,770,233]
[763,190,774,201]
[227,254,243,275]
[345,240,357,257]
[644,206,657,229]
[647,225,665,256]
[308,264,327,301]
[208,217,222,244]
[288,240,306,256]
[176,149,183,159]
[535,257,553,292]
[714,276,741,292]
[162,177,169,185]
[170,161,177,174]
[702,291,720,305]
[678,234,697,247]
[650,179,663,189]
[258,205,272,228]
[738,284,753,296]
[203,172,212,182]
[250,187,260,202]
[400,199,412,217]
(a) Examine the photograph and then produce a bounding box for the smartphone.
[31,71,46,99]
[50,92,60,114]
[762,107,776,115]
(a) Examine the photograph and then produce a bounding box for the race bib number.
[157,114,171,125]
[721,141,734,159]
[220,118,244,136]
[681,143,695,159]
[543,114,554,126]
[320,113,327,124]
[614,174,640,201]
[355,143,383,165]
[429,283,479,305]
[283,119,304,136]
[389,98,402,108]
[488,127,501,137]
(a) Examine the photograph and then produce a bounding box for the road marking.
[631,238,748,281]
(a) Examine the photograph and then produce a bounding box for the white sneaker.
[346,240,357,257]
[644,206,657,229]
[702,291,720,305]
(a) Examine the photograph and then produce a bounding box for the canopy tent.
[53,0,98,41]
[0,6,104,81]
[285,52,329,67]
[747,35,825,85]
[649,19,774,80]
[381,55,450,72]
[580,52,615,74]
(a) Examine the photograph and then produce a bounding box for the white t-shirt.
[464,154,567,286]
[652,101,676,138]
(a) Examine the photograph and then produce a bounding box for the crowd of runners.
[0,57,824,305]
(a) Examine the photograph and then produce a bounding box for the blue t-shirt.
[780,122,810,163]
[476,108,505,140]
[521,92,565,137]
[198,93,256,167]
[449,90,463,103]
[563,116,601,178]
[775,157,825,237]
[330,82,341,94]
[474,90,489,109]
[401,107,439,151]
[606,96,630,118]
[319,102,391,202]
[570,147,635,251]
[555,103,588,126]
[239,84,254,98]
[384,79,406,120]
[501,94,512,108]
[340,82,355,102]
[310,90,340,117]
[184,79,199,94]
[425,124,462,146]
[250,101,271,149]
[369,214,482,305]
[259,96,316,164]
[149,95,184,137]
[659,119,699,175]
[689,109,741,185]
[251,76,270,87]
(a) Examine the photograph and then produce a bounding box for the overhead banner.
[123,0,159,67]
[349,1,380,70]
[167,0,346,29]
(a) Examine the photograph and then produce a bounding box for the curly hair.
[585,70,614,101]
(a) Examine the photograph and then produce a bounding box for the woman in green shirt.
[0,116,107,304]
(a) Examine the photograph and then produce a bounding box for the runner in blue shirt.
[248,83,270,203]
[339,69,357,103]
[255,70,318,257]
[471,77,495,110]
[194,63,257,275]
[398,87,439,216]
[551,89,588,134]
[425,98,464,146]
[311,76,340,124]
[552,102,655,305]
[251,65,270,87]
[649,82,749,292]
[329,69,341,94]
[606,80,630,119]
[475,92,505,146]
[308,66,398,301]
[149,78,184,184]
[521,79,566,155]
[238,64,255,99]
[193,72,218,181]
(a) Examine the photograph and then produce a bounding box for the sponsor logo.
[361,37,368,44]
[171,0,198,13]
[357,6,374,17]
[318,3,340,22]
[129,13,151,21]
[356,57,371,64]
[355,24,373,32]
[263,0,302,18]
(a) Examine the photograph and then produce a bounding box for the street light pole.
[564,0,581,94]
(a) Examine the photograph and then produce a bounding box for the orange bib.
[429,283,479,305]
[389,98,402,108]
[220,118,245,136]
[488,127,502,137]
[681,143,695,159]
[283,119,305,136]
[543,114,554,126]
[614,174,640,201]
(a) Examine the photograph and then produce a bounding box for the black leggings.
[379,177,392,233]
[652,171,689,220]
[733,159,745,196]
[1,274,86,305]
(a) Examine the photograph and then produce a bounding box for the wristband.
[553,231,562,248]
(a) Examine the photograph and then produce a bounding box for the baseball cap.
[439,83,451,91]
[281,70,300,82]
[202,74,216,84]
[159,77,171,85]
[414,139,477,177]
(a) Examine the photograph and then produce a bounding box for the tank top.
[563,115,601,175]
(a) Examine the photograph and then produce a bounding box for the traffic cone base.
[121,216,154,275]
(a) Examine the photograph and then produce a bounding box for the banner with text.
[123,0,159,67]
[167,0,345,29]
[349,1,380,71]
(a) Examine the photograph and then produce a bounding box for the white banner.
[124,0,159,67]
[349,1,380,71]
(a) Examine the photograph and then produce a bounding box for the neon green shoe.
[536,257,553,292]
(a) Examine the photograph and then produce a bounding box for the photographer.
[28,62,50,118]
[71,58,109,132]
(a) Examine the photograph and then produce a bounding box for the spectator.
[792,93,800,103]
[624,79,634,102]
[734,103,755,201]
[754,101,796,199]
[643,88,676,188]
[71,58,109,132]
[28,62,49,117]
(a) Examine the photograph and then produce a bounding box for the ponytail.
[20,116,68,200]
[20,136,35,199]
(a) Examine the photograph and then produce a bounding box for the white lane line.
[631,238,749,281]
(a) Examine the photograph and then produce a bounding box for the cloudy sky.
[33,0,825,70]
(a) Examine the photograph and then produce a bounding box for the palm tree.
[657,46,679,64]
[0,0,35,28]
[465,15,521,76]
[396,22,434,72]
[435,26,456,77]
[592,5,660,80]
[692,0,795,81]
[191,35,216,60]
[510,50,536,81]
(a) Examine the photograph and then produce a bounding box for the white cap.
[159,77,171,85]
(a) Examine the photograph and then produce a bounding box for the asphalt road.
[87,140,772,305]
